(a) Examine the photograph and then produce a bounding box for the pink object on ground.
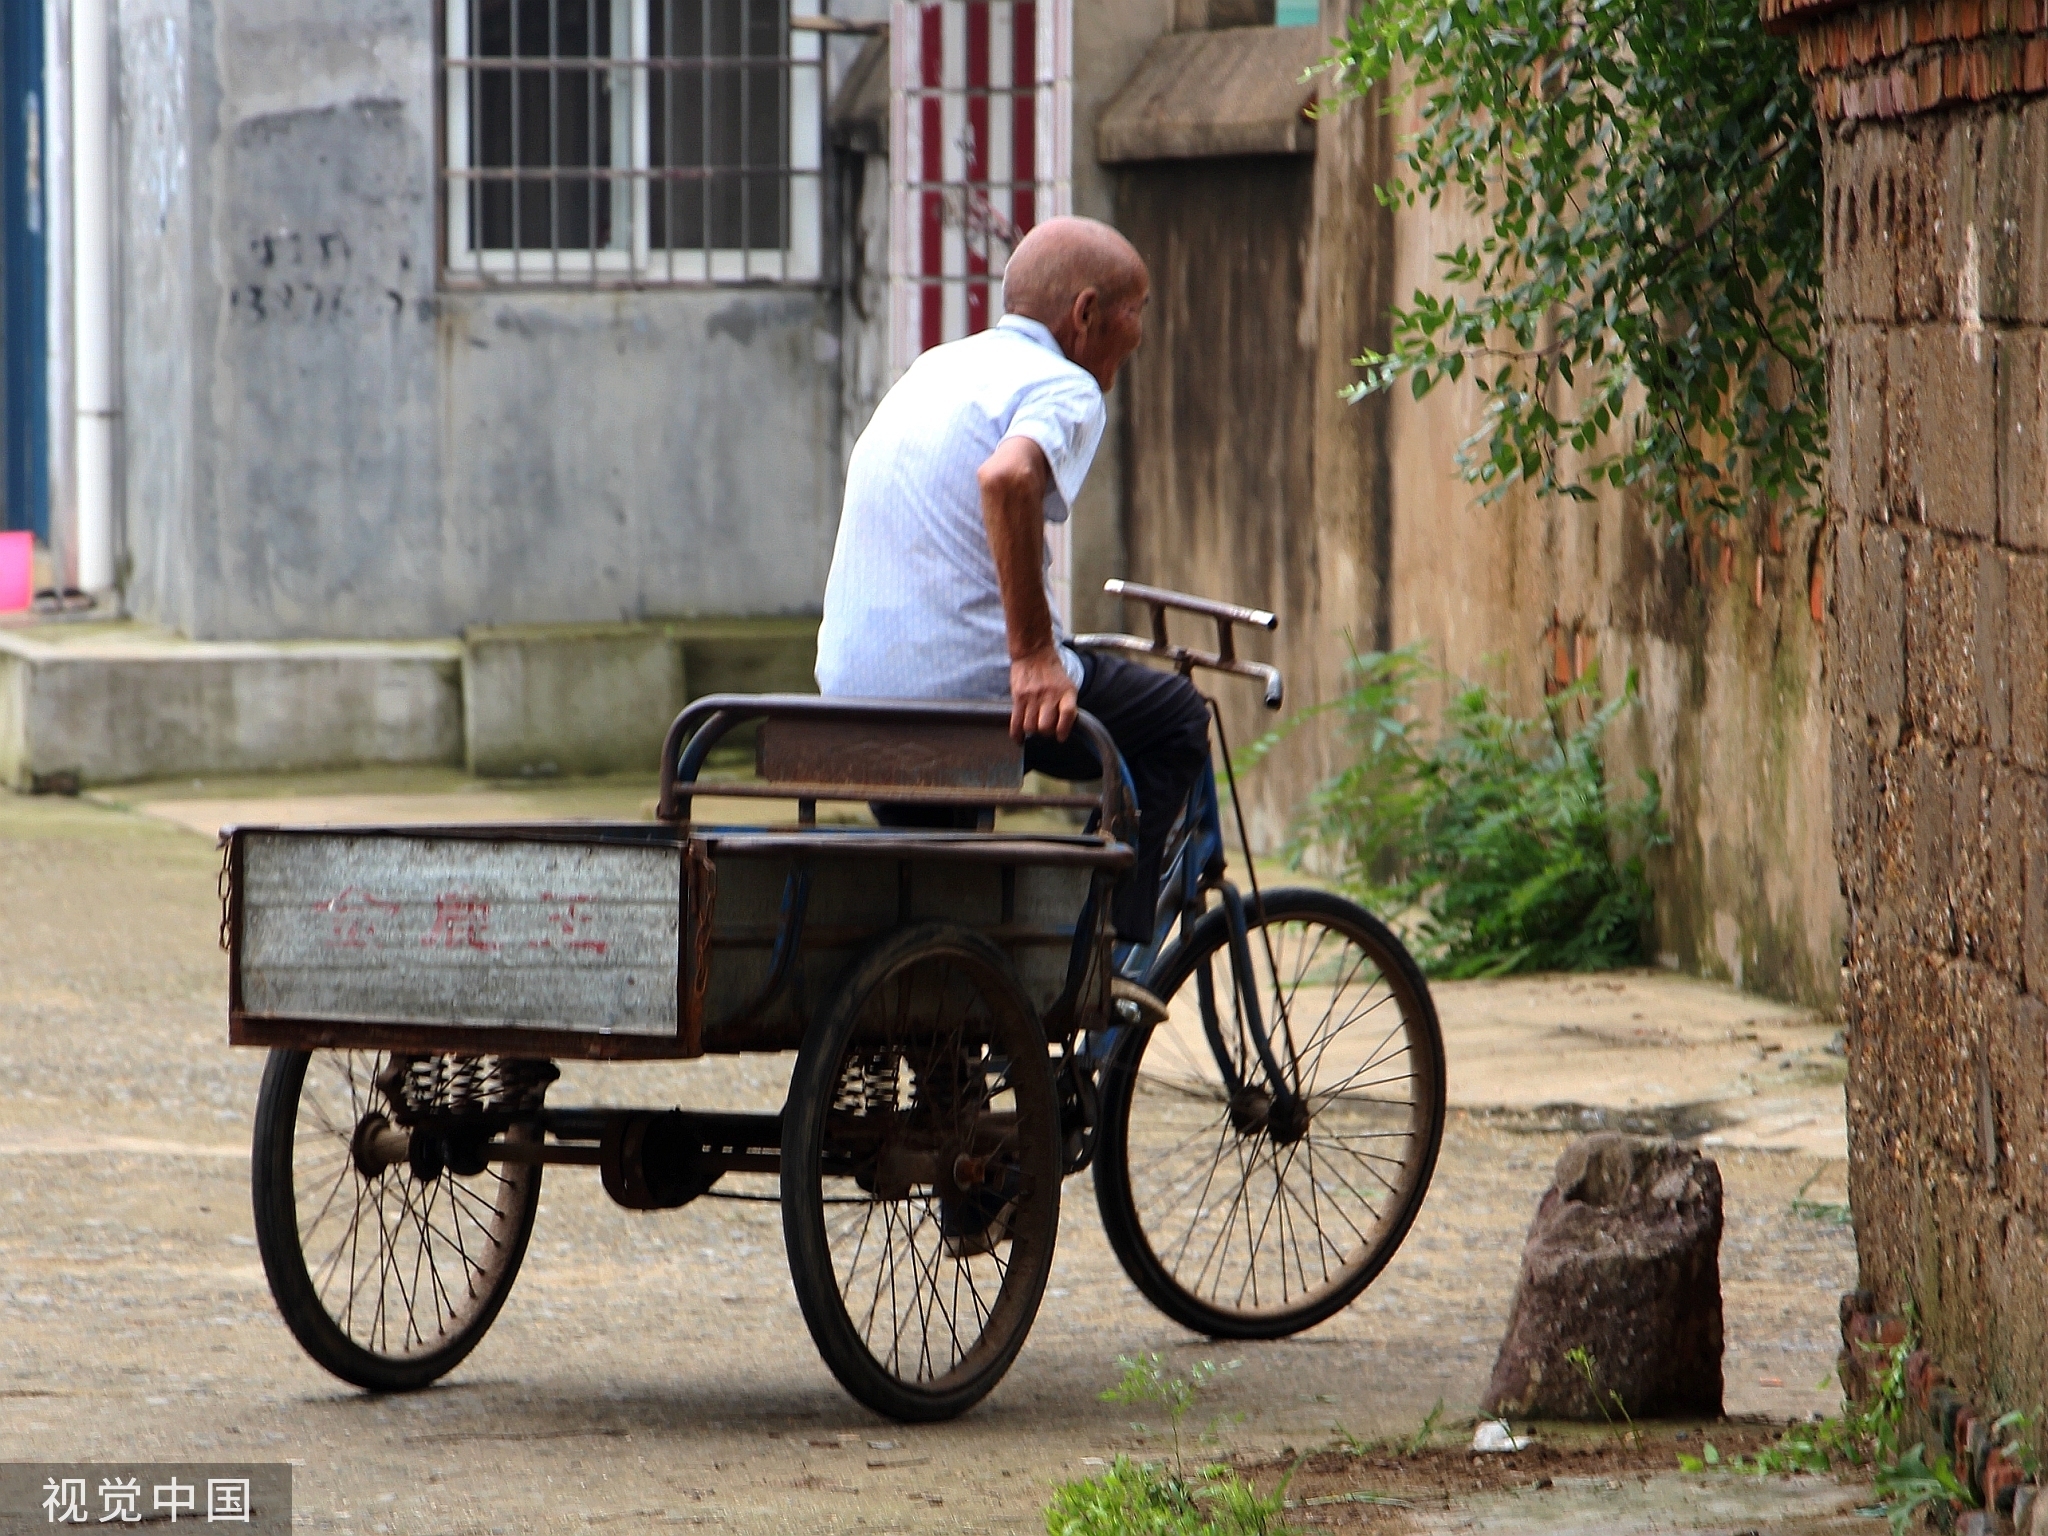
[0,531,32,612]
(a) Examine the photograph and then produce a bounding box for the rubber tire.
[1092,887,1446,1339]
[781,924,1062,1422]
[251,1048,543,1392]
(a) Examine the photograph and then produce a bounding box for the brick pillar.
[1767,0,2048,1404]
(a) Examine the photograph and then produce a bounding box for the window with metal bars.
[442,0,823,284]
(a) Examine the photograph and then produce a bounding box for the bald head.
[1002,217,1147,324]
[1001,217,1149,392]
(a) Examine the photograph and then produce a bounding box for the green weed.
[1790,1167,1854,1226]
[1103,1354,1241,1471]
[1403,1400,1445,1457]
[1994,1410,2043,1480]
[1290,1490,1413,1512]
[1326,0,1825,533]
[1677,1338,1989,1534]
[1789,1199,1854,1225]
[1047,1357,1296,1536]
[1044,1455,1295,1536]
[1330,1398,1444,1460]
[1244,647,1667,978]
[1564,1346,1637,1445]
[1868,1445,1971,1535]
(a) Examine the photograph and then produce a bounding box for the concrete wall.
[105,0,1175,645]
[117,0,202,627]
[0,612,818,787]
[1380,123,1841,1005]
[1113,23,1842,1008]
[834,115,891,463]
[461,615,818,777]
[115,0,842,644]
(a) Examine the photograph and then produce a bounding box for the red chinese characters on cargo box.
[422,893,499,952]
[530,892,608,957]
[310,887,613,956]
[313,887,402,950]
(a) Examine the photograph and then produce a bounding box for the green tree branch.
[1329,0,1825,528]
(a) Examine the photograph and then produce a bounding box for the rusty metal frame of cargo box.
[656,693,1137,838]
[227,696,1132,1064]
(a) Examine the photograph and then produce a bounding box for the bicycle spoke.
[1111,901,1439,1327]
[279,1051,539,1370]
[1164,1114,1244,1278]
[811,943,1054,1400]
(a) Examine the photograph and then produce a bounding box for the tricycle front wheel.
[781,925,1062,1422]
[1093,888,1445,1339]
[250,1049,546,1392]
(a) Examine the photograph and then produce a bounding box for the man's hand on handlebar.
[1009,644,1079,743]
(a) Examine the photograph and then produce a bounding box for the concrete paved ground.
[2,779,1863,1533]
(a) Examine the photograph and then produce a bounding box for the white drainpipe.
[70,0,113,594]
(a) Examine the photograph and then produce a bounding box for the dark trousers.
[878,653,1212,942]
[1035,652,1213,942]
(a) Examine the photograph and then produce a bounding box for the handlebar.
[1104,580,1277,633]
[1072,580,1285,710]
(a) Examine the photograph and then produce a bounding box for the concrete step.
[0,616,818,790]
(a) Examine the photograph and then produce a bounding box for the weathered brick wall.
[1821,77,2048,1402]
[1783,0,2048,121]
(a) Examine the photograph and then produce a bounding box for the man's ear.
[1071,285,1099,334]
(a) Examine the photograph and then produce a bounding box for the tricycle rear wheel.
[251,1049,546,1392]
[781,925,1061,1422]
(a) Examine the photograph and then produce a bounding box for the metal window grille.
[443,0,824,285]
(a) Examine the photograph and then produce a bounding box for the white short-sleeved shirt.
[815,315,1106,701]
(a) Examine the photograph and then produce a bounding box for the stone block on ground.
[1481,1133,1725,1421]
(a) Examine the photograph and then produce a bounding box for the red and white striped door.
[889,0,1075,618]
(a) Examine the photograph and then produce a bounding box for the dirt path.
[1,788,1862,1533]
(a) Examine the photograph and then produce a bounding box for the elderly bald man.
[816,216,1211,950]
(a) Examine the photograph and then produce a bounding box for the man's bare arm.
[978,435,1079,743]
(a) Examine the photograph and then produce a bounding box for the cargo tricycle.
[224,583,1446,1421]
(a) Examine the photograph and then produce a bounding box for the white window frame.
[443,0,824,285]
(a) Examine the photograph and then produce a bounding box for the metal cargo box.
[227,825,699,1060]
[225,822,1106,1061]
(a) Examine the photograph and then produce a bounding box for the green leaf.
[1323,0,1824,528]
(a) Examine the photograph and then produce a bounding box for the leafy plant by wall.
[1327,0,1825,529]
[1248,646,1668,976]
